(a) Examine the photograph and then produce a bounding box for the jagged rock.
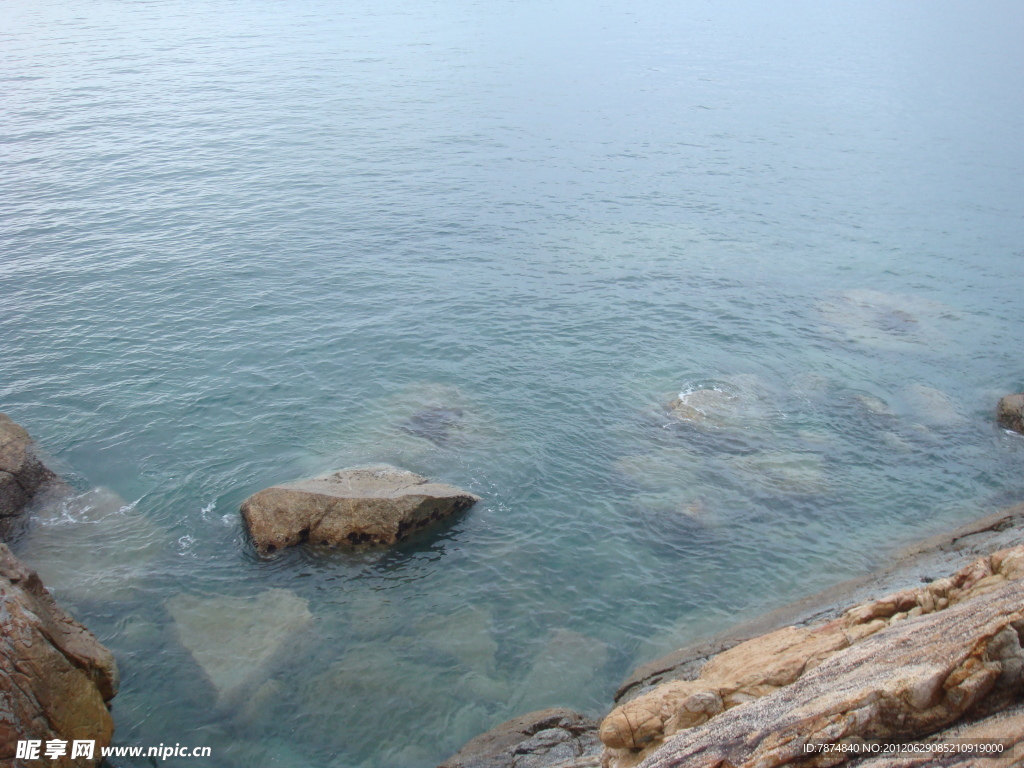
[0,544,118,766]
[438,708,601,768]
[997,394,1024,434]
[241,465,480,554]
[0,414,56,519]
[601,545,1024,768]
[167,589,313,705]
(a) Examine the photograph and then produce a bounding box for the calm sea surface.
[2,0,1023,765]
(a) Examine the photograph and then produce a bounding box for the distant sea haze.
[1,0,1022,765]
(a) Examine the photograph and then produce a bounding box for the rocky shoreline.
[441,503,1024,768]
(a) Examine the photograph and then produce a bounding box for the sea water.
[1,0,1023,765]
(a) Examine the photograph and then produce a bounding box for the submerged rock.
[903,383,966,426]
[167,589,313,705]
[399,405,466,447]
[817,289,955,349]
[667,389,735,426]
[438,708,601,768]
[0,413,56,520]
[513,629,610,715]
[665,377,770,431]
[0,544,118,766]
[241,465,480,554]
[997,393,1024,434]
[853,393,894,416]
[600,544,1024,768]
[418,606,498,676]
[727,451,826,495]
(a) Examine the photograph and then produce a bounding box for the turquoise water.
[2,0,1023,765]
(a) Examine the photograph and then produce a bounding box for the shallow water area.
[2,0,1024,765]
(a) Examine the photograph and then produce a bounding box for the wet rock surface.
[0,413,56,520]
[241,464,480,553]
[438,708,601,768]
[997,394,1024,434]
[0,544,118,766]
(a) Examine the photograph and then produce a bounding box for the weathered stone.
[627,576,1024,768]
[241,465,480,554]
[0,413,56,518]
[601,545,1024,768]
[997,393,1024,434]
[847,699,1024,768]
[0,470,29,518]
[438,708,601,768]
[0,544,118,766]
[167,589,313,705]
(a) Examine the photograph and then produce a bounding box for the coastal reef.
[241,464,480,553]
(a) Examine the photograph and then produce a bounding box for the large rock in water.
[241,465,481,553]
[0,544,118,766]
[0,414,56,519]
[997,393,1024,434]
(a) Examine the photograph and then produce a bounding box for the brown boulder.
[0,414,56,518]
[997,394,1024,434]
[438,708,601,768]
[241,464,481,554]
[0,544,118,766]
